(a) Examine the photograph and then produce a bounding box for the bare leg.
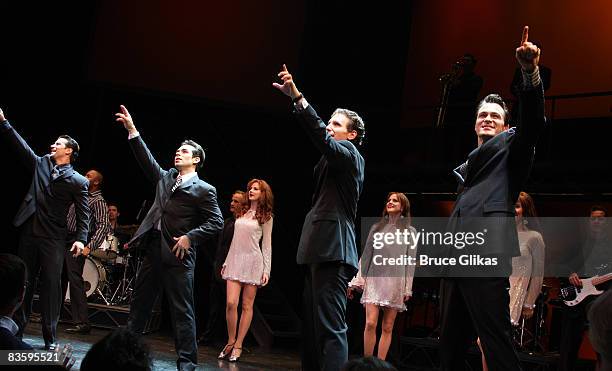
[232,284,258,358]
[477,337,489,371]
[364,304,380,357]
[224,280,242,347]
[377,307,398,360]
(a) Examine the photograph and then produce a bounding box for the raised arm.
[273,65,358,162]
[510,26,546,164]
[0,107,39,171]
[115,105,165,183]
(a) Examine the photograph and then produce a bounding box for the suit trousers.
[62,244,89,324]
[14,219,65,346]
[302,262,354,371]
[439,277,521,371]
[128,231,197,371]
[199,275,226,344]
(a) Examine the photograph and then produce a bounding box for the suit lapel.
[464,132,507,184]
[178,174,198,191]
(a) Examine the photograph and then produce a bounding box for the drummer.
[107,202,137,256]
[62,169,111,334]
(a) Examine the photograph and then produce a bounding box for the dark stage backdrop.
[402,0,612,127]
[89,0,305,109]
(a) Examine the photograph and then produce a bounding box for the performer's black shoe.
[65,323,91,334]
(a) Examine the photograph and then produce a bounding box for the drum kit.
[66,225,141,307]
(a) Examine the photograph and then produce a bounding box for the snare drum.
[66,257,107,300]
[92,235,119,261]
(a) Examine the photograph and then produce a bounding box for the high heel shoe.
[218,342,235,359]
[229,347,242,362]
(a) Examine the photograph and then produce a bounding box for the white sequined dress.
[222,210,273,286]
[508,229,545,325]
[349,222,417,311]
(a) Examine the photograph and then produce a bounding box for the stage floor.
[24,323,301,370]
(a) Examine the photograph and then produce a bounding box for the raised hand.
[515,26,540,72]
[272,64,301,100]
[115,105,137,134]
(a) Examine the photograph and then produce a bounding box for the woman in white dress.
[218,179,273,362]
[479,191,545,370]
[348,192,416,360]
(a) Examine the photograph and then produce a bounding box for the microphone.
[135,200,150,223]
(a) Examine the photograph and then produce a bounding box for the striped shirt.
[67,190,110,249]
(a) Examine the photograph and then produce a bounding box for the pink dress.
[222,209,273,286]
[349,223,417,311]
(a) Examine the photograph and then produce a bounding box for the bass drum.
[66,257,107,300]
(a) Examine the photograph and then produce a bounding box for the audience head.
[80,328,151,371]
[588,290,612,369]
[0,254,27,317]
[342,356,398,371]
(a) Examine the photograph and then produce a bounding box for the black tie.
[171,175,183,193]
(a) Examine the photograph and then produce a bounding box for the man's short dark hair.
[181,139,205,170]
[0,254,27,314]
[333,108,366,147]
[591,205,607,216]
[476,94,510,123]
[59,135,80,162]
[80,328,151,371]
[342,356,398,371]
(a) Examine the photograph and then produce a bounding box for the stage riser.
[32,295,161,334]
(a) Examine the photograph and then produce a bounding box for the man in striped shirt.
[63,169,111,334]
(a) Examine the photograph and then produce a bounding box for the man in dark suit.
[0,108,90,350]
[438,27,546,371]
[0,253,33,350]
[115,105,223,371]
[274,65,366,371]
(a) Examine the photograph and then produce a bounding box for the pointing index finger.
[521,26,529,44]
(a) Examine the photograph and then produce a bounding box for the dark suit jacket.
[450,85,546,259]
[128,136,223,267]
[1,121,89,243]
[294,104,365,270]
[213,217,235,281]
[0,327,33,350]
